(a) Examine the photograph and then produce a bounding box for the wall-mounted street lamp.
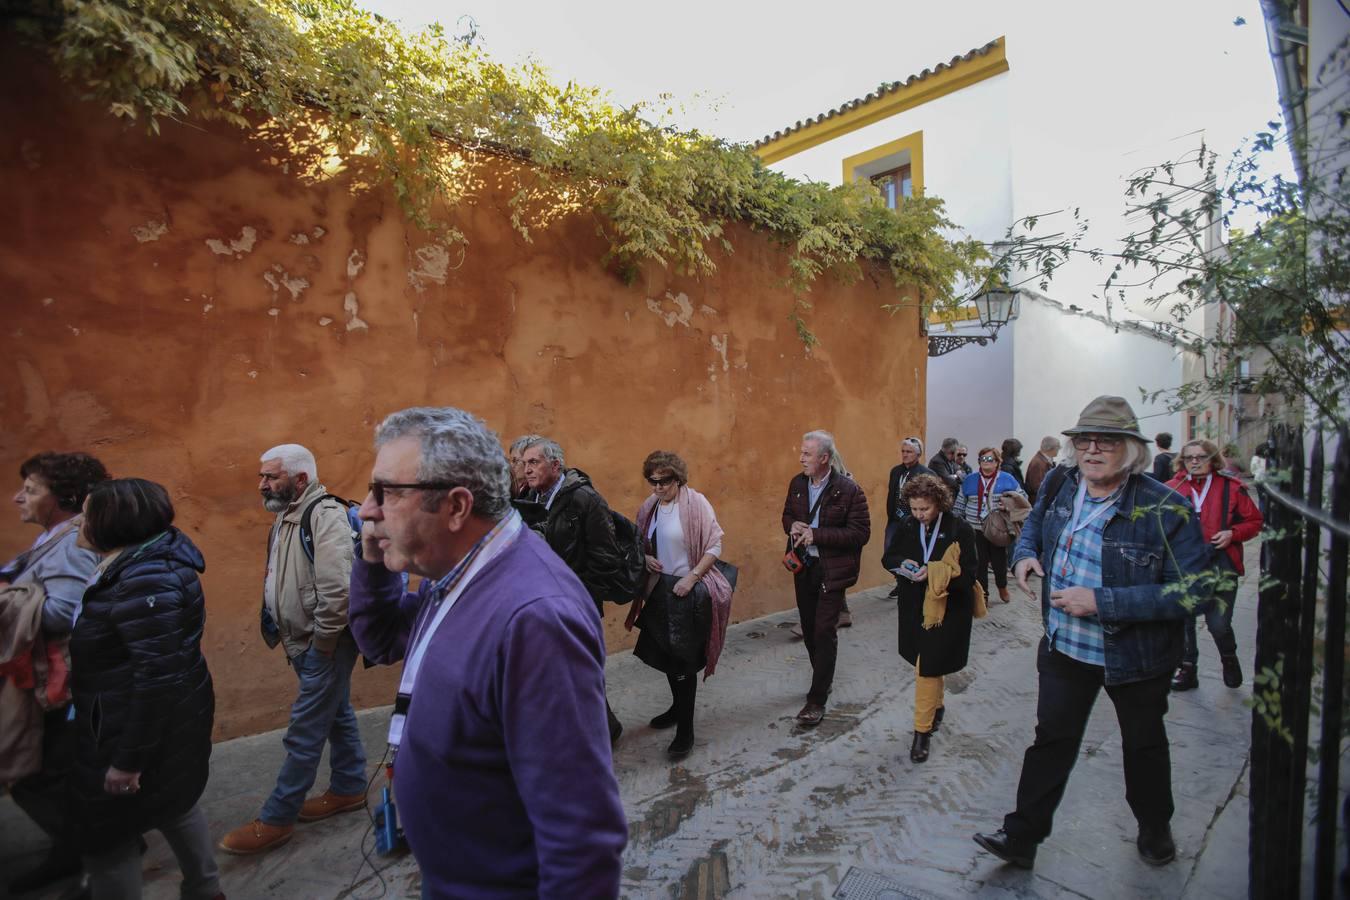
[927,286,1020,357]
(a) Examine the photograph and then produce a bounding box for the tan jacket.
[263,481,354,657]
[0,581,47,784]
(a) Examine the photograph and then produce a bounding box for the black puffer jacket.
[516,469,623,612]
[69,528,214,852]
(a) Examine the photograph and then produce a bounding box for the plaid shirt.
[1046,491,1119,667]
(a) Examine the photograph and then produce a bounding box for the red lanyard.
[976,474,996,517]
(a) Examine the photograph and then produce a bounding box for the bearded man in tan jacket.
[220,444,368,856]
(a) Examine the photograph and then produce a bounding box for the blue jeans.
[1182,586,1238,664]
[260,631,368,825]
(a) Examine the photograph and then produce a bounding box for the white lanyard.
[918,513,943,564]
[1187,474,1212,513]
[387,511,523,751]
[1058,479,1122,577]
[1068,480,1119,536]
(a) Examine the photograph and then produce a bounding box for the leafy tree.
[6,0,988,341]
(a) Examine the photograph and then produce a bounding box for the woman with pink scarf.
[624,451,734,760]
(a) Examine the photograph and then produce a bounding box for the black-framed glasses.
[368,481,457,506]
[956,452,968,458]
[646,476,676,488]
[1071,435,1123,451]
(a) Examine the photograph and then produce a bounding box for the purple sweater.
[349,527,627,899]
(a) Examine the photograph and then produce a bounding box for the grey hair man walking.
[220,444,367,855]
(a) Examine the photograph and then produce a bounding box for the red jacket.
[1165,471,1262,574]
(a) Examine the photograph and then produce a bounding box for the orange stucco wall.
[0,47,927,740]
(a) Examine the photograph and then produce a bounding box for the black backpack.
[604,510,646,605]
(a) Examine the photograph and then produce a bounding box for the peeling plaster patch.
[289,233,310,245]
[407,243,450,292]
[344,293,368,332]
[347,249,365,279]
[709,334,730,376]
[248,370,259,379]
[312,226,326,239]
[262,264,310,302]
[41,297,54,307]
[700,304,719,317]
[68,326,80,336]
[645,291,695,328]
[132,220,168,243]
[202,304,214,314]
[206,226,258,257]
[318,316,333,327]
[267,308,280,317]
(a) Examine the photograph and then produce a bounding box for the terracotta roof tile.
[753,38,1003,148]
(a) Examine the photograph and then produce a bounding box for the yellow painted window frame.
[842,130,925,198]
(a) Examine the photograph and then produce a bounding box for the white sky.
[362,0,1296,322]
[362,0,1288,152]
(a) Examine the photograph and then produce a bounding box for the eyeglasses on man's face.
[367,481,456,506]
[646,476,676,488]
[956,452,968,458]
[1071,435,1123,452]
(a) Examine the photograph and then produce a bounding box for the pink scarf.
[628,486,734,679]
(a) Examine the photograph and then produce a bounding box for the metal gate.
[1249,424,1349,898]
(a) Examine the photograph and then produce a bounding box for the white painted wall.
[925,294,1188,459]
[770,72,1014,248]
[1009,295,1187,452]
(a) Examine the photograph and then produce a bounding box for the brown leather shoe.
[299,790,368,822]
[219,819,294,855]
[998,586,1011,603]
[796,702,825,726]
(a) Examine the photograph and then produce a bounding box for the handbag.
[782,483,829,574]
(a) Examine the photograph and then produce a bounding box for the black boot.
[1170,663,1198,692]
[910,730,931,763]
[650,674,679,729]
[1137,822,1176,866]
[931,705,946,734]
[1221,654,1243,688]
[667,674,696,760]
[606,701,623,745]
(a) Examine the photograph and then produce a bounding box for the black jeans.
[794,563,845,705]
[1182,586,1239,664]
[974,531,1008,593]
[11,706,78,856]
[1003,639,1174,844]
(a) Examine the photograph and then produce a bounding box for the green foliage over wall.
[8,0,989,337]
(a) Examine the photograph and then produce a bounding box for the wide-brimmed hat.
[1062,395,1151,442]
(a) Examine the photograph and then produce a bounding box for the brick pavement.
[2,558,1257,899]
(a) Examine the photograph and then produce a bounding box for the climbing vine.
[7,0,989,333]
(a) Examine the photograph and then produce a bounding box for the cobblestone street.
[3,561,1256,899]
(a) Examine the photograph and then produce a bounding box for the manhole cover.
[834,866,940,900]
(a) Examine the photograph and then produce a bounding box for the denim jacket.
[1011,467,1210,685]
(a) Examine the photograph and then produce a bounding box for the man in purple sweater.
[347,406,627,898]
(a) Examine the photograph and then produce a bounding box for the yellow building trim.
[842,130,925,197]
[927,305,980,327]
[756,37,1008,165]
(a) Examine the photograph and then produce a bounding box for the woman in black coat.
[72,478,220,898]
[881,474,980,764]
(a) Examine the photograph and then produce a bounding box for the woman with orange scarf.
[882,474,983,763]
[624,451,734,760]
